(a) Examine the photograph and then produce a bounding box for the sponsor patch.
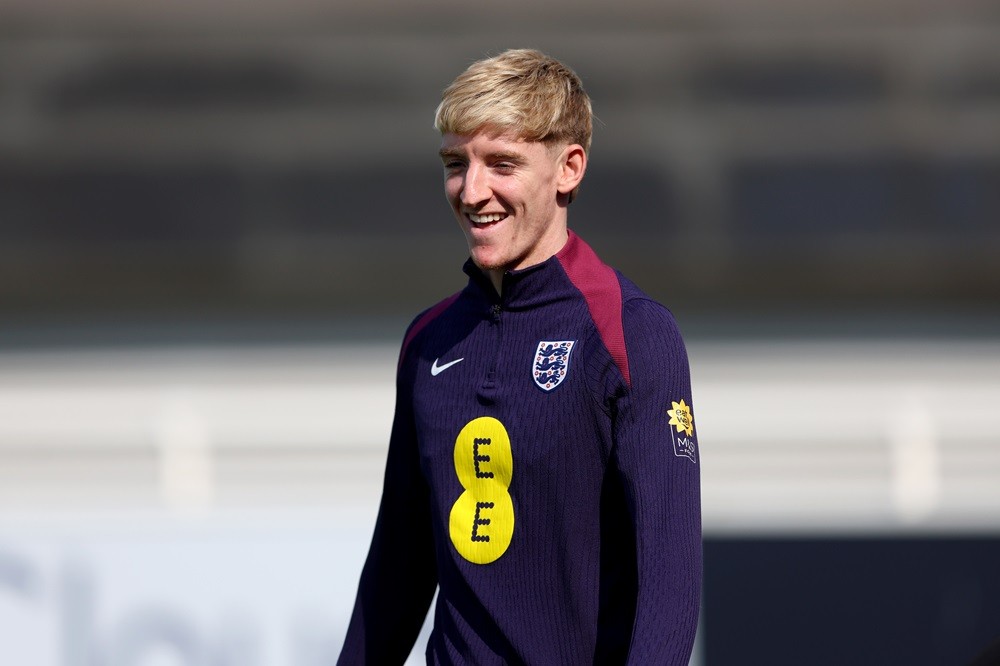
[668,399,698,463]
[532,340,576,392]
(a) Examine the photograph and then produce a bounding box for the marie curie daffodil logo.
[667,399,694,437]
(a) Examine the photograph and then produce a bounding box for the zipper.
[484,302,502,389]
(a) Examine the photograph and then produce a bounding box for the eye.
[443,160,466,171]
[493,162,516,174]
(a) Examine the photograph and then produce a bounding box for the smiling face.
[440,131,587,293]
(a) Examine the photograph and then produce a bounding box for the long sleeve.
[615,298,702,665]
[337,347,439,665]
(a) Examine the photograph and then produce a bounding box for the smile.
[467,212,507,225]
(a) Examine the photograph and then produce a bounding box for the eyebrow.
[439,147,465,161]
[437,148,526,163]
[489,151,526,163]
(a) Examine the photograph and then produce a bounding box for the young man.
[339,49,701,665]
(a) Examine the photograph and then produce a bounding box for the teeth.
[469,213,505,225]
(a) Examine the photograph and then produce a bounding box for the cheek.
[444,181,462,206]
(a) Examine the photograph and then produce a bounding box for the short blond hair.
[434,49,593,154]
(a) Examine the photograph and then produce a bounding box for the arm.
[615,299,702,665]
[338,349,438,665]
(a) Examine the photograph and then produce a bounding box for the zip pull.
[490,304,502,322]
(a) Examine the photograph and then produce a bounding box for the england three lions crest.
[533,340,576,392]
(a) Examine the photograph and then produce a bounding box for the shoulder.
[556,231,689,386]
[555,232,630,384]
[398,291,463,367]
[618,278,691,384]
[619,276,684,341]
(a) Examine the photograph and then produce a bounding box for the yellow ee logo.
[449,417,515,564]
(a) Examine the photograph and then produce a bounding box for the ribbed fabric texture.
[339,232,701,665]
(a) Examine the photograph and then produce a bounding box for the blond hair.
[434,49,593,154]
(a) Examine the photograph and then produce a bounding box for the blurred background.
[1,0,999,663]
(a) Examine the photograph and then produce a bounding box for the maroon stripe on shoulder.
[556,231,630,388]
[398,291,461,369]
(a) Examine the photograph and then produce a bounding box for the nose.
[460,163,491,207]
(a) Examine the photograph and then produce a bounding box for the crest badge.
[532,340,576,392]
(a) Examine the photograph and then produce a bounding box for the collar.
[461,231,591,311]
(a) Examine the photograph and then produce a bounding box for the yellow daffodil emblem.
[668,399,694,437]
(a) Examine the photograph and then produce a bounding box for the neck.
[489,226,572,296]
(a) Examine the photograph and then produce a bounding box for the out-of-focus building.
[1,0,999,320]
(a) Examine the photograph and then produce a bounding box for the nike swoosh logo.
[431,357,464,376]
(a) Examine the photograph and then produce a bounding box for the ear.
[555,144,587,196]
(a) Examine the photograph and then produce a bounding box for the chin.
[469,248,506,272]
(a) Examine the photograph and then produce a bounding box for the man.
[339,49,701,665]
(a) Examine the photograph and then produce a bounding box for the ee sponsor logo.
[449,417,515,564]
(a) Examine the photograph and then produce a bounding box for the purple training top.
[340,231,701,665]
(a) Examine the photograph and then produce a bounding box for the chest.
[409,302,614,567]
[410,307,601,471]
